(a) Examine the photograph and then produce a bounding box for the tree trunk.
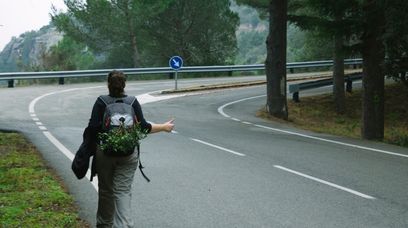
[130,34,140,67]
[361,0,385,140]
[265,0,288,120]
[333,31,345,114]
[123,1,140,67]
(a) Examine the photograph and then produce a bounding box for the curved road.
[0,77,407,227]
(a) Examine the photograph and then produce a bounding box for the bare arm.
[150,119,175,133]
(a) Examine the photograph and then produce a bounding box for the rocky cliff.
[0,25,63,72]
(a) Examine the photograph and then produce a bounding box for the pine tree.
[237,0,288,120]
[52,0,238,68]
[52,0,173,68]
[289,0,359,114]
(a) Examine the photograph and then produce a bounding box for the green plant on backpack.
[99,123,148,155]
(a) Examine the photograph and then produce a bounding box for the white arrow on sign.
[172,59,180,67]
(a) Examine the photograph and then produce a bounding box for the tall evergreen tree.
[52,0,173,67]
[360,0,386,140]
[383,0,408,88]
[237,0,408,141]
[289,0,359,114]
[53,0,238,68]
[266,0,288,119]
[140,0,239,66]
[237,0,288,120]
[358,0,408,140]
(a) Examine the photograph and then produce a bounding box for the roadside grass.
[0,132,89,227]
[257,83,408,147]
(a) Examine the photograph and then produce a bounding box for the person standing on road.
[88,70,174,227]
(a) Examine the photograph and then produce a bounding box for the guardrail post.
[8,80,14,88]
[293,92,300,102]
[59,77,65,85]
[346,78,352,93]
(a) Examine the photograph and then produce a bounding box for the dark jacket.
[72,125,98,181]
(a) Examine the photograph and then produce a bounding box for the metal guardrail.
[0,59,362,87]
[289,72,363,102]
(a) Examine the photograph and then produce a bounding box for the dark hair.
[108,70,126,97]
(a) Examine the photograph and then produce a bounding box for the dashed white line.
[35,122,43,125]
[231,118,240,122]
[274,165,376,200]
[190,138,246,157]
[38,126,47,131]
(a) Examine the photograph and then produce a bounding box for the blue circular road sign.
[169,56,183,70]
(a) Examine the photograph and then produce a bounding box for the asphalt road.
[0,76,407,227]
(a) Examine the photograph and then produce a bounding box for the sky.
[0,0,67,52]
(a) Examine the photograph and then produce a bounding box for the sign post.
[169,56,183,90]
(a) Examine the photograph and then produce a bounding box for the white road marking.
[242,121,252,125]
[38,126,47,131]
[218,95,408,159]
[35,122,43,125]
[255,124,408,158]
[43,131,75,160]
[191,138,246,156]
[217,95,265,118]
[32,117,39,121]
[43,130,98,190]
[274,165,376,200]
[231,118,241,122]
[136,93,185,105]
[29,91,59,114]
[29,86,104,114]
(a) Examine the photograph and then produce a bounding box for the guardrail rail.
[288,72,363,102]
[0,59,362,88]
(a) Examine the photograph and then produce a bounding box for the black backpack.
[99,95,150,182]
[99,95,138,156]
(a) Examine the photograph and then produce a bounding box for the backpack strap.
[139,162,150,182]
[98,95,114,106]
[139,161,150,182]
[137,146,150,182]
[123,96,137,106]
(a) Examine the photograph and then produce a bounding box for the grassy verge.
[0,132,89,227]
[257,83,408,147]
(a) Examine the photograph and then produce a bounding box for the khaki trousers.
[95,148,139,228]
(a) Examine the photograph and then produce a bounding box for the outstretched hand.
[163,118,175,132]
[150,118,175,133]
